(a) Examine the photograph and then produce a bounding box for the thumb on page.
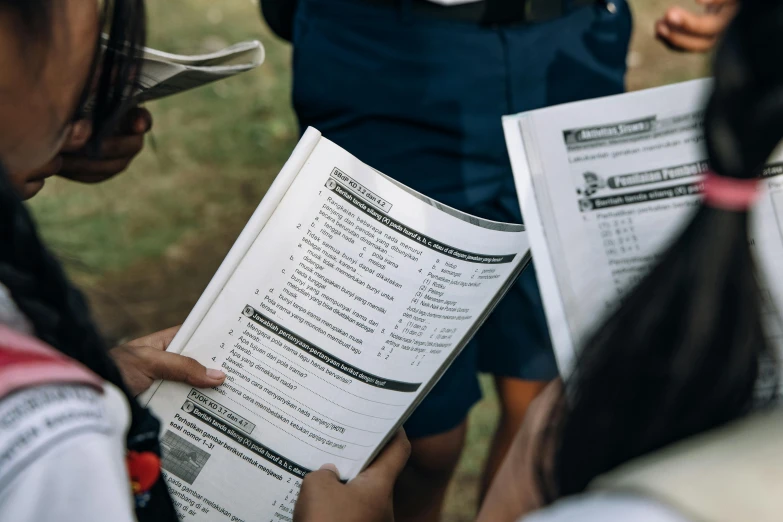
[294,434,409,522]
[294,466,345,522]
[352,430,411,490]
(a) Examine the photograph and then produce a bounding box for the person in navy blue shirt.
[261,1,736,520]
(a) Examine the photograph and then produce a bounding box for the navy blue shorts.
[291,0,632,438]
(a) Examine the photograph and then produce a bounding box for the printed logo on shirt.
[0,384,111,487]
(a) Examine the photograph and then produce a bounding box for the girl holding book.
[0,1,230,519]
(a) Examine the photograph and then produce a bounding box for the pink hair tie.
[702,171,760,211]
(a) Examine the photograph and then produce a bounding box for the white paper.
[504,78,783,376]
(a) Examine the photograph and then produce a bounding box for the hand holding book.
[292,430,411,522]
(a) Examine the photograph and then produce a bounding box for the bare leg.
[393,421,468,522]
[479,377,550,501]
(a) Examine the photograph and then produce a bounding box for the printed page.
[504,78,783,375]
[134,41,265,103]
[145,129,529,522]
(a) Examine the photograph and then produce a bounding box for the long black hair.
[0,1,176,520]
[538,0,783,501]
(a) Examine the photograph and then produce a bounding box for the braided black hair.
[0,1,176,519]
[538,0,783,501]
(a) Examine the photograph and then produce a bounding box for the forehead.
[44,3,101,89]
[58,1,101,45]
[9,2,101,74]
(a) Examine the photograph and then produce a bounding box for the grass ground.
[29,1,709,519]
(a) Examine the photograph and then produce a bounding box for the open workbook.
[140,128,531,521]
[503,78,783,378]
[135,40,265,104]
[86,39,264,115]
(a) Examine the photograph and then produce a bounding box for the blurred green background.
[30,1,708,519]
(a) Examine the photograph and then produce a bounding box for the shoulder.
[0,325,129,488]
[520,493,692,522]
[0,383,135,522]
[0,382,129,487]
[0,324,103,399]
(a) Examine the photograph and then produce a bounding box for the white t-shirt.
[0,382,137,522]
[521,493,691,522]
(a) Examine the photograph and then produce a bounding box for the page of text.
[508,78,783,374]
[146,136,529,522]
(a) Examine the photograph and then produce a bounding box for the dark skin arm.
[23,106,152,192]
[476,380,562,522]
